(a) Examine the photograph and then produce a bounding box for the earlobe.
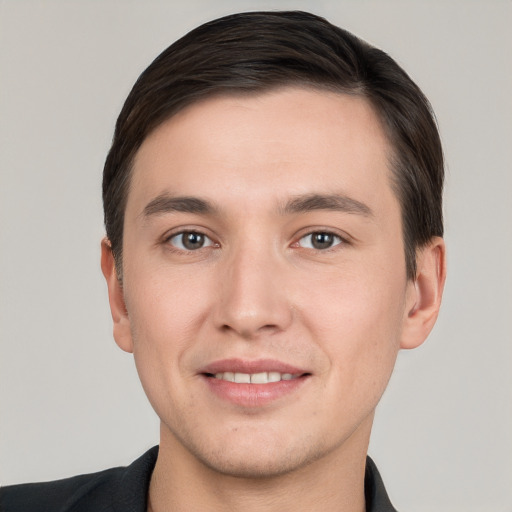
[100,238,134,353]
[400,237,446,350]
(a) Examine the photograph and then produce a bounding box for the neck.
[148,417,372,512]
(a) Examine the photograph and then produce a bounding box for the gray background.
[1,1,511,511]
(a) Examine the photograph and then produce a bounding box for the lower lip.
[202,375,309,407]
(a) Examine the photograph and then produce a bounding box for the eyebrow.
[282,193,373,217]
[141,192,373,219]
[142,194,217,218]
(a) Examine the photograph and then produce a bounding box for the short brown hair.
[103,11,443,279]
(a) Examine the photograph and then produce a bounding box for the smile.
[200,359,310,407]
[212,371,300,384]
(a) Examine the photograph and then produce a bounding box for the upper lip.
[199,358,309,376]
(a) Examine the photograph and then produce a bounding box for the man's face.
[112,87,418,477]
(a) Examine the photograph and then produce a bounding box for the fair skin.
[102,87,446,512]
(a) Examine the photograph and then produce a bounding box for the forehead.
[127,87,395,217]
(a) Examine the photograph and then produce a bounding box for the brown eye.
[299,232,342,250]
[169,232,214,251]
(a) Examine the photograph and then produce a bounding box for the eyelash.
[296,231,346,251]
[165,230,217,252]
[164,228,348,254]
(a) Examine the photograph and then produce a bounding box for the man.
[1,10,446,512]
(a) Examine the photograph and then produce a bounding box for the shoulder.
[1,467,122,512]
[0,446,159,512]
[365,456,399,512]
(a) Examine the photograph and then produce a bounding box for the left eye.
[298,232,343,250]
[168,231,215,251]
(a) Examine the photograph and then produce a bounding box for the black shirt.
[0,446,398,511]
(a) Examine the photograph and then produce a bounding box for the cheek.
[301,259,406,331]
[123,266,213,398]
[299,264,406,387]
[126,262,211,340]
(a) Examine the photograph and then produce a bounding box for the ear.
[100,238,133,353]
[400,236,446,350]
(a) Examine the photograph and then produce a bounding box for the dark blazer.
[0,447,397,511]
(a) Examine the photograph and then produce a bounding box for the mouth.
[199,359,310,407]
[207,371,303,383]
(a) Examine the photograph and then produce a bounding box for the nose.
[213,243,293,339]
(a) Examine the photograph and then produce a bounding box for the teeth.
[217,371,234,382]
[235,372,251,383]
[250,372,268,384]
[213,371,299,383]
[268,371,281,382]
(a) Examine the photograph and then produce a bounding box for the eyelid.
[162,227,219,252]
[299,233,342,250]
[292,228,351,250]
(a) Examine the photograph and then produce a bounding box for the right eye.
[167,231,215,251]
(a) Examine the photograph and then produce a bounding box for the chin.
[195,445,318,479]
[175,426,334,479]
